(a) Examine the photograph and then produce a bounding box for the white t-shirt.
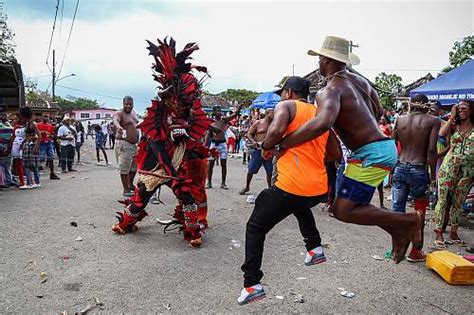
[102,124,108,135]
[57,125,76,147]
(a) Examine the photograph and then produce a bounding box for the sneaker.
[32,183,42,188]
[19,185,33,189]
[304,246,326,266]
[50,174,60,180]
[237,284,266,305]
[221,183,229,190]
[68,169,78,172]
[407,249,426,262]
[384,249,393,259]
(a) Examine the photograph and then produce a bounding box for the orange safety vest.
[275,100,329,197]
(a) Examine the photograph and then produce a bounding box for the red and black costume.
[112,37,215,247]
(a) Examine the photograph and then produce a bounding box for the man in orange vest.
[238,77,341,305]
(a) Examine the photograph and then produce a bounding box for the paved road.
[1,140,472,313]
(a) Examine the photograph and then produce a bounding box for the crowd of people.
[0,106,117,189]
[1,35,472,307]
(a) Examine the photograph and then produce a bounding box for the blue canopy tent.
[410,60,474,105]
[252,92,280,109]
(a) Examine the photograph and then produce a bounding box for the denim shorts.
[248,149,273,175]
[391,163,430,213]
[39,142,56,161]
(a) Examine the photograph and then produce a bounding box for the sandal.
[434,240,446,248]
[449,239,467,247]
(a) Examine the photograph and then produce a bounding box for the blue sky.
[6,0,473,113]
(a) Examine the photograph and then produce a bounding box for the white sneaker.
[32,183,42,188]
[20,185,33,189]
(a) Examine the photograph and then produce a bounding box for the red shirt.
[37,122,55,143]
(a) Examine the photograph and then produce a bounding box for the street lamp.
[52,72,76,101]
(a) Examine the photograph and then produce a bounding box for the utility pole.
[52,49,56,101]
[292,64,295,76]
[349,40,359,53]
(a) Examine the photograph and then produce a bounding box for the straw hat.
[308,36,360,65]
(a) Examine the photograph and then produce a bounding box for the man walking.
[206,103,245,189]
[113,95,139,197]
[280,36,422,263]
[391,94,440,262]
[238,76,340,305]
[239,108,274,195]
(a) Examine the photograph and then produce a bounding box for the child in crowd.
[94,125,109,165]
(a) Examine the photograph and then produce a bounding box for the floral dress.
[434,127,474,228]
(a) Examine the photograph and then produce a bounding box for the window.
[80,113,90,119]
[96,113,101,119]
[105,113,111,118]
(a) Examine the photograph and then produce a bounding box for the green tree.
[218,89,260,103]
[0,13,16,61]
[440,36,474,75]
[375,72,403,110]
[57,96,99,111]
[25,78,46,104]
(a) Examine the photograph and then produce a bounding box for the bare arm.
[223,103,245,123]
[280,87,341,149]
[261,102,291,150]
[428,119,441,183]
[113,112,122,131]
[246,121,258,145]
[439,105,457,137]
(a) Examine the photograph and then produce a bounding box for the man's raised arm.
[280,87,341,149]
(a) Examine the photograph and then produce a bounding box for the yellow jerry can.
[426,250,474,285]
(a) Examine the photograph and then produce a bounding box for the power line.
[45,0,60,73]
[56,84,149,104]
[57,0,80,78]
[58,0,64,36]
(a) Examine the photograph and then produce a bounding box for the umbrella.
[252,92,281,109]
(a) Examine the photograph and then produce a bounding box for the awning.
[410,60,474,105]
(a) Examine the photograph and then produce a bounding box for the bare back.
[326,72,386,151]
[394,113,440,164]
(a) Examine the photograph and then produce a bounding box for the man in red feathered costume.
[111,37,216,248]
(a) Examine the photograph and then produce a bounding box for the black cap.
[274,76,311,96]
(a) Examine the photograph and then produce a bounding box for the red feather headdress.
[138,37,213,141]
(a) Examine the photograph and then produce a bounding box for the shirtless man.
[206,103,245,189]
[391,94,440,262]
[279,36,422,263]
[239,109,274,195]
[113,95,139,197]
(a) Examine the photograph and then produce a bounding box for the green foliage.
[0,13,16,61]
[57,96,99,111]
[375,72,403,110]
[25,78,45,104]
[440,36,473,75]
[218,89,260,103]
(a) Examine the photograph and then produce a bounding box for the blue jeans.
[391,163,430,213]
[25,166,40,185]
[0,155,13,185]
